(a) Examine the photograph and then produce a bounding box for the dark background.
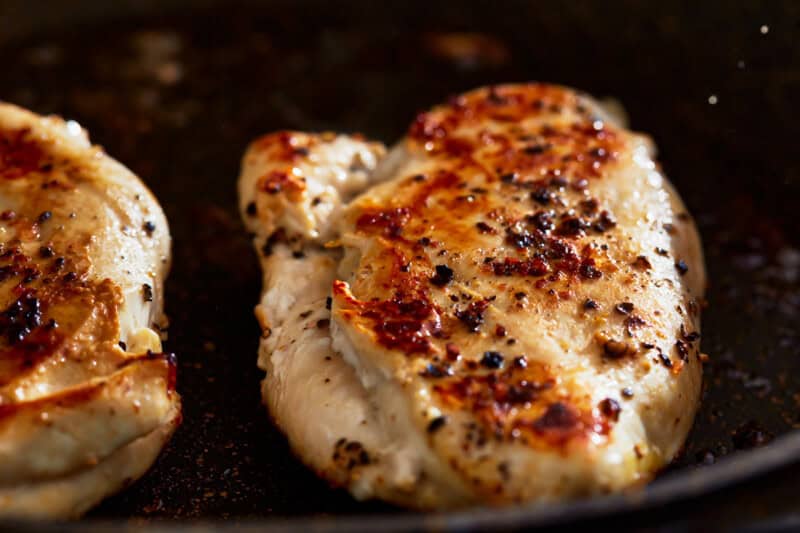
[1,1,799,530]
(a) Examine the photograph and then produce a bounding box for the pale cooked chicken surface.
[0,103,180,518]
[239,84,705,508]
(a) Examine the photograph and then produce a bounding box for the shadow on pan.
[1,0,799,530]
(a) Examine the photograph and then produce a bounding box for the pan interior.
[1,0,798,523]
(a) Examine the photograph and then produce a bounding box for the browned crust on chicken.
[0,104,179,518]
[242,83,705,508]
[336,85,701,454]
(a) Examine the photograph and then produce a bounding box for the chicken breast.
[0,103,180,518]
[239,84,705,508]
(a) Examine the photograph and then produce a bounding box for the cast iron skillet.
[1,0,799,530]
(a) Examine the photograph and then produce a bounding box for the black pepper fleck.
[523,144,548,155]
[427,416,447,433]
[530,187,552,205]
[615,302,634,315]
[455,299,489,332]
[421,363,451,379]
[599,398,621,421]
[480,351,504,369]
[681,325,700,342]
[675,339,689,361]
[430,264,454,286]
[0,294,42,344]
[580,262,602,279]
[475,221,494,234]
[593,210,617,233]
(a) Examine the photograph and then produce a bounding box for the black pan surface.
[1,1,799,530]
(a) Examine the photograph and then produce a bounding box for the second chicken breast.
[240,83,705,508]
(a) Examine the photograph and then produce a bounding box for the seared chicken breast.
[0,103,179,518]
[239,84,705,508]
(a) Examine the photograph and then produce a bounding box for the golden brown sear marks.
[408,84,624,182]
[432,356,609,449]
[0,128,47,180]
[252,133,313,200]
[337,85,627,353]
[0,131,124,389]
[334,279,441,355]
[243,83,705,507]
[334,84,679,452]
